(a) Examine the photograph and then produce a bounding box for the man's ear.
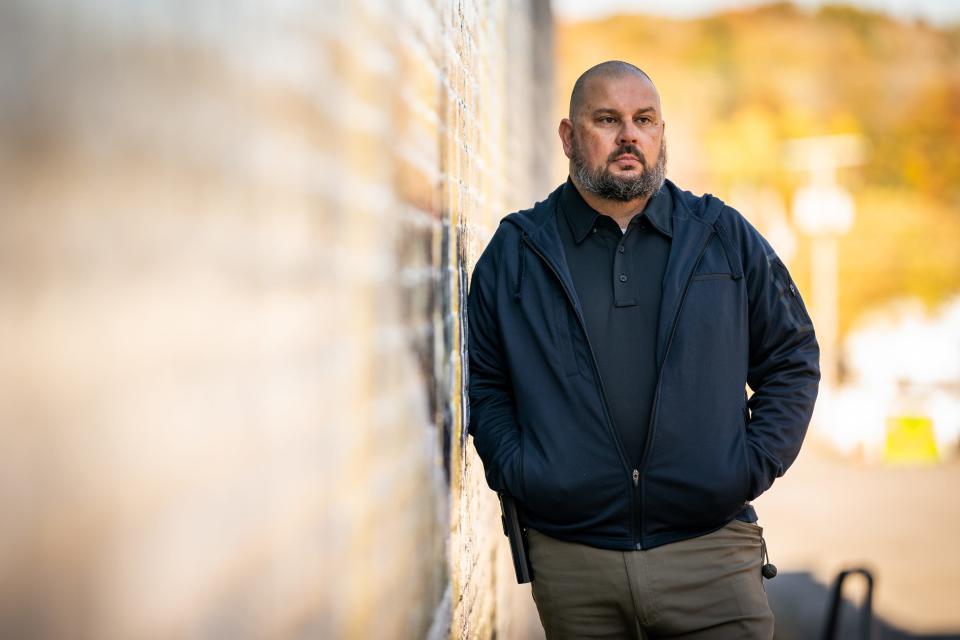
[559,118,574,159]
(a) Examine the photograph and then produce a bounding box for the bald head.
[559,60,666,205]
[569,61,656,120]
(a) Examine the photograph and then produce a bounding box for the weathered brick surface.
[0,1,551,638]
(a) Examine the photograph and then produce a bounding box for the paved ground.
[756,437,960,639]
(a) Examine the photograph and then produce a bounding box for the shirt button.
[592,227,598,234]
[618,245,625,253]
[619,274,628,282]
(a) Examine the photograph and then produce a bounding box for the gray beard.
[572,136,667,202]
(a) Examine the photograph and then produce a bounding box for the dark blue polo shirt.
[557,177,673,468]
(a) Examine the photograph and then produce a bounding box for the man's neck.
[570,177,651,229]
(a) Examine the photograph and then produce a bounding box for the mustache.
[608,144,647,165]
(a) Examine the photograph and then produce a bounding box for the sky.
[552,0,960,25]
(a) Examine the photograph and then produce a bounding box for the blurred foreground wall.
[0,1,553,638]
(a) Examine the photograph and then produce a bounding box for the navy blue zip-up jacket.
[467,179,820,551]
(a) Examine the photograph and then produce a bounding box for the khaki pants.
[527,519,775,639]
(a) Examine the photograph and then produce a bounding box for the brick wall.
[0,1,552,638]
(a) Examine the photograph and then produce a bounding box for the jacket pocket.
[519,428,528,501]
[520,437,626,530]
[770,255,813,331]
[644,404,753,533]
[553,294,581,377]
[690,272,734,281]
[741,403,755,500]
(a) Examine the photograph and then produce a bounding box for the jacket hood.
[502,179,720,235]
[500,179,742,303]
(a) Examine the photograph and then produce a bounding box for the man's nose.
[618,119,640,144]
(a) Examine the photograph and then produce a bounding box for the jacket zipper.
[634,230,715,549]
[520,234,638,538]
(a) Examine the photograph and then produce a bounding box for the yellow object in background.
[885,415,939,465]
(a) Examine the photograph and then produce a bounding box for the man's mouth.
[612,154,643,167]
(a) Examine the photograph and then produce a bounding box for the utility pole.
[786,134,866,394]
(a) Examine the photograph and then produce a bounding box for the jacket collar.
[503,179,727,368]
[559,177,673,242]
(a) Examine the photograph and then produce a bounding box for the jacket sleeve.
[466,233,525,498]
[740,216,821,501]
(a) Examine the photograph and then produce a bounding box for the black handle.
[498,493,533,584]
[821,567,875,640]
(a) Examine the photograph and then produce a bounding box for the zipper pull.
[632,469,639,486]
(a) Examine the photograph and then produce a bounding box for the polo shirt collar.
[560,177,673,244]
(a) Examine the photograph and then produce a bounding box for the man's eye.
[637,117,652,125]
[600,116,617,124]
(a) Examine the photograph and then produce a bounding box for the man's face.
[561,74,666,202]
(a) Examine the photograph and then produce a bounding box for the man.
[467,60,820,639]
